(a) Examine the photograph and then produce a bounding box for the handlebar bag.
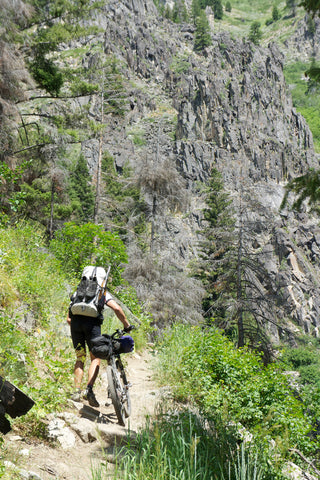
[116,336,134,354]
[90,335,112,360]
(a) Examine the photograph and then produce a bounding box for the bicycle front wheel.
[106,365,130,426]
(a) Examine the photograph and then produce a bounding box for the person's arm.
[106,299,131,329]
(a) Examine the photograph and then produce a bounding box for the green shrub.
[157,325,316,458]
[49,222,128,283]
[0,222,69,322]
[281,346,317,368]
[299,364,320,386]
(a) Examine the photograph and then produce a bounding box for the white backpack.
[70,266,110,318]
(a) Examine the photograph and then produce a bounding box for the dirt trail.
[5,349,159,480]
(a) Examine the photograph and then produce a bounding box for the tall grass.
[92,410,265,480]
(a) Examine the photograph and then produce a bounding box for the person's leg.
[83,322,101,407]
[74,348,86,389]
[70,318,86,401]
[87,352,100,387]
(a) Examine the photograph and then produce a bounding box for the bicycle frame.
[106,329,132,426]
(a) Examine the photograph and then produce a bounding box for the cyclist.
[67,290,132,407]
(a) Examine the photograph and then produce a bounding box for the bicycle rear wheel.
[106,364,130,426]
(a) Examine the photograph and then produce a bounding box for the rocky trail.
[4,349,159,480]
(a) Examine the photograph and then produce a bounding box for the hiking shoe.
[70,389,82,402]
[84,388,100,407]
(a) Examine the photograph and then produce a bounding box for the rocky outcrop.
[32,0,319,340]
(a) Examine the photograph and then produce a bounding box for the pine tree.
[196,168,236,316]
[225,1,232,13]
[213,0,223,20]
[249,21,262,45]
[196,168,282,358]
[69,154,95,222]
[191,0,202,23]
[194,10,212,52]
[172,0,189,23]
[272,5,280,21]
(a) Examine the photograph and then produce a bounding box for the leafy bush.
[0,224,76,432]
[0,222,69,322]
[157,325,317,459]
[49,222,128,283]
[281,346,317,369]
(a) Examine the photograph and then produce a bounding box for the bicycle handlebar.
[110,325,136,339]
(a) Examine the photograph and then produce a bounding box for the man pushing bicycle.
[67,265,133,407]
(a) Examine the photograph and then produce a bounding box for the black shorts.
[70,315,101,353]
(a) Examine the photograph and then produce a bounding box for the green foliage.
[170,54,190,74]
[0,223,69,322]
[68,154,95,222]
[0,313,74,416]
[266,5,281,25]
[110,411,241,480]
[300,0,320,15]
[282,346,317,369]
[213,0,223,20]
[225,1,232,13]
[0,222,75,430]
[283,61,320,152]
[157,325,317,459]
[0,161,30,224]
[172,0,189,23]
[49,222,128,282]
[194,10,212,52]
[280,168,320,212]
[69,80,100,96]
[306,14,316,35]
[29,44,64,96]
[249,21,262,45]
[191,0,202,22]
[21,181,74,226]
[195,167,235,315]
[272,5,280,21]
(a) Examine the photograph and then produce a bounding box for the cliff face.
[3,0,317,340]
[79,0,320,341]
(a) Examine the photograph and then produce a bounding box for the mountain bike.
[106,329,133,426]
[91,327,135,426]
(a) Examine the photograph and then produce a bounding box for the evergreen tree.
[194,10,212,52]
[172,0,189,23]
[213,0,223,20]
[249,21,262,45]
[69,154,95,222]
[191,0,202,23]
[301,0,320,15]
[286,0,298,17]
[225,1,232,13]
[196,168,236,316]
[197,168,283,358]
[272,5,280,21]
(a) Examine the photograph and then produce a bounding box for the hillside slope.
[2,0,320,343]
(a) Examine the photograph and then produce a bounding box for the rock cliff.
[76,0,320,341]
